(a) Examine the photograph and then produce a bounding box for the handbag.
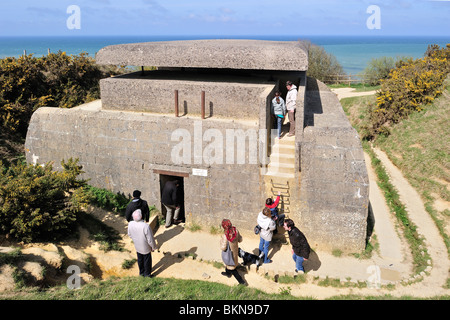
[221,241,235,266]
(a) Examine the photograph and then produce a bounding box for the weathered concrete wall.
[25,101,268,230]
[100,71,274,120]
[297,78,369,252]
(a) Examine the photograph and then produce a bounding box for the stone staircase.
[264,135,296,221]
[265,136,296,179]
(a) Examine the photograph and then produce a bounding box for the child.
[265,191,285,227]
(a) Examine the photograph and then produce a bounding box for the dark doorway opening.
[159,174,185,223]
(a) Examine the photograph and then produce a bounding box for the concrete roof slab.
[95,39,308,71]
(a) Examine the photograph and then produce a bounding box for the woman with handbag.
[257,207,276,263]
[220,219,246,285]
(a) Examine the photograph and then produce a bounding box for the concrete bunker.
[25,39,369,252]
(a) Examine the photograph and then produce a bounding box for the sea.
[0,35,449,75]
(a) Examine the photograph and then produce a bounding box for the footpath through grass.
[341,78,450,285]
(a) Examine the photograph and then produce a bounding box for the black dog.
[238,248,262,266]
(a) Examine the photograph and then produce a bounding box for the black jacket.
[161,181,179,206]
[288,227,310,259]
[125,198,150,222]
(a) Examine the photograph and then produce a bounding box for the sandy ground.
[83,144,448,299]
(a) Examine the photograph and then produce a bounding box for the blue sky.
[0,0,449,37]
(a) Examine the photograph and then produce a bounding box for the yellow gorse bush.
[0,158,89,243]
[0,52,124,137]
[364,44,450,139]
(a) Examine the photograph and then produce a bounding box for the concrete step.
[269,153,295,165]
[264,170,295,179]
[265,169,295,177]
[267,161,295,173]
[272,139,295,149]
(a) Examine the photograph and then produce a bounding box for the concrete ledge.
[96,39,308,71]
[149,214,159,234]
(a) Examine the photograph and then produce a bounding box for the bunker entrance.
[159,174,185,224]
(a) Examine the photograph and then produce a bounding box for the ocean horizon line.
[1,34,449,38]
[1,34,449,75]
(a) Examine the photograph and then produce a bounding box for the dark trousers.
[223,268,245,284]
[137,252,152,277]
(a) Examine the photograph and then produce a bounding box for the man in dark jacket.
[162,180,181,228]
[283,218,310,273]
[125,190,150,223]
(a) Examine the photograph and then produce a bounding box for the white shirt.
[286,84,298,111]
[128,220,157,255]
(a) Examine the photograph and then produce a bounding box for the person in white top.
[127,209,157,277]
[286,81,298,137]
[257,207,276,264]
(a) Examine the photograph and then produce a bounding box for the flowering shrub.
[0,52,124,137]
[364,44,450,139]
[0,158,89,242]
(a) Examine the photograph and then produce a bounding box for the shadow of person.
[303,249,321,272]
[154,225,184,246]
[268,242,282,261]
[152,246,198,277]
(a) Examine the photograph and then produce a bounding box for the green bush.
[362,56,407,86]
[305,43,345,83]
[85,185,131,215]
[0,158,89,242]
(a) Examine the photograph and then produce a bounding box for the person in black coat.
[125,190,150,223]
[283,218,310,273]
[162,180,181,228]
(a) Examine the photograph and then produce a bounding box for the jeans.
[137,252,152,277]
[259,237,271,263]
[292,253,305,272]
[274,116,283,138]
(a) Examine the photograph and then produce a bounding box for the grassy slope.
[341,78,450,258]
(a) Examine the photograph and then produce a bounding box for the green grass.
[0,276,307,300]
[373,83,450,259]
[363,142,431,276]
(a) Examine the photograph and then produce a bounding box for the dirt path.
[372,147,449,297]
[331,87,377,100]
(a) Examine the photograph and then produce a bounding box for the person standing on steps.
[125,190,150,223]
[283,218,310,273]
[257,207,276,263]
[265,191,286,228]
[220,219,246,285]
[162,179,182,228]
[127,209,157,277]
[286,81,298,137]
[271,90,286,139]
